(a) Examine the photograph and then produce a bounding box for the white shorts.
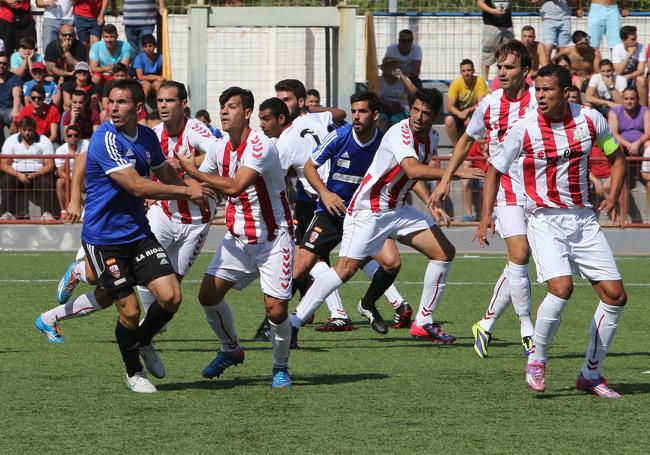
[642,146,650,173]
[526,208,621,283]
[147,203,211,276]
[206,230,294,300]
[494,205,527,239]
[339,205,434,260]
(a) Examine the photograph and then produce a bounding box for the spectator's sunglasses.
[399,37,413,43]
[31,96,44,101]
[0,61,8,65]
[66,133,79,138]
[60,32,75,38]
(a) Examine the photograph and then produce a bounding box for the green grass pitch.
[2,251,650,454]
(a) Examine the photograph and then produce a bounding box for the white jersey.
[466,84,537,206]
[199,129,294,244]
[348,119,438,213]
[55,139,89,172]
[153,118,220,224]
[491,103,619,213]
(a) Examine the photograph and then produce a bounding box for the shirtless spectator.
[612,25,647,106]
[520,25,548,79]
[444,59,487,146]
[16,84,60,142]
[555,54,582,89]
[555,30,600,90]
[384,29,422,88]
[477,0,514,82]
[585,59,625,116]
[54,124,88,218]
[44,24,87,85]
[62,90,100,139]
[584,0,629,49]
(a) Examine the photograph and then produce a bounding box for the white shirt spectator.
[379,76,409,111]
[55,139,88,172]
[0,38,4,53]
[1,132,54,172]
[384,43,422,77]
[588,73,627,100]
[43,0,74,20]
[611,42,646,73]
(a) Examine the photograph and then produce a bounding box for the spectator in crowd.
[62,90,100,139]
[477,0,514,82]
[10,37,43,81]
[54,124,87,218]
[306,88,321,108]
[89,24,133,85]
[99,63,146,124]
[23,61,60,106]
[123,0,166,54]
[555,54,583,88]
[0,51,22,145]
[555,30,600,90]
[44,23,87,84]
[585,59,626,116]
[133,34,163,101]
[584,0,629,49]
[608,86,649,223]
[73,0,107,47]
[444,59,487,146]
[377,55,417,131]
[384,29,422,87]
[195,109,222,138]
[17,84,61,143]
[0,116,55,220]
[612,25,647,106]
[568,84,582,104]
[520,25,548,79]
[0,0,36,54]
[532,0,574,59]
[61,61,100,111]
[462,136,489,221]
[36,0,74,49]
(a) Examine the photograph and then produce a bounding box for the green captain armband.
[597,134,619,156]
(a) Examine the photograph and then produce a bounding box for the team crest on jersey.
[401,124,411,145]
[571,128,585,141]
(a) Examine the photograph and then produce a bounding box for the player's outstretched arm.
[66,153,86,223]
[473,165,501,247]
[432,133,476,203]
[304,158,346,216]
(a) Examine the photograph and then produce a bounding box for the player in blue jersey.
[36,79,212,393]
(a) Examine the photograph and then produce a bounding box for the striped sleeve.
[311,129,338,166]
[98,131,133,175]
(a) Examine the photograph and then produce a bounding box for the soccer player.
[175,87,295,389]
[432,40,536,359]
[294,88,483,345]
[476,63,627,398]
[36,79,212,393]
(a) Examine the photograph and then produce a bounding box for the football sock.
[361,265,398,309]
[138,302,175,347]
[529,293,568,364]
[115,319,143,377]
[415,260,451,326]
[506,262,535,338]
[294,268,343,326]
[203,301,240,352]
[42,292,103,326]
[136,285,156,314]
[74,260,88,284]
[479,267,511,333]
[269,317,290,370]
[311,261,348,319]
[581,301,623,380]
[362,260,405,309]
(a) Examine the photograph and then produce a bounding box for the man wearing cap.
[62,61,100,112]
[44,23,88,84]
[22,61,60,106]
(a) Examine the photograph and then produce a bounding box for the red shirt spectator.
[73,0,103,18]
[17,103,61,140]
[468,139,489,172]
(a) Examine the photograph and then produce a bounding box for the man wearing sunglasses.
[16,84,61,143]
[44,24,88,84]
[55,124,88,218]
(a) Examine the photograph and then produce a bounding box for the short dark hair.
[568,85,582,103]
[306,88,320,99]
[521,25,535,34]
[0,51,8,60]
[159,80,188,101]
[19,116,36,130]
[141,34,156,47]
[399,29,413,38]
[274,79,307,100]
[350,91,381,112]
[111,79,145,104]
[622,86,639,97]
[620,25,637,40]
[30,84,46,97]
[103,24,118,36]
[71,89,87,99]
[65,124,81,135]
[414,88,442,114]
[495,40,532,70]
[219,86,254,110]
[599,59,614,68]
[460,59,474,69]
[195,109,210,121]
[536,64,572,91]
[554,54,571,67]
[18,37,36,50]
[259,97,290,119]
[113,63,129,75]
[572,30,589,44]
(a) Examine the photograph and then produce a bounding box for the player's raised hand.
[599,197,622,227]
[472,216,495,247]
[455,167,485,180]
[321,190,347,216]
[429,206,451,227]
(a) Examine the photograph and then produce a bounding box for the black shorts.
[300,211,344,258]
[82,234,175,297]
[293,199,317,244]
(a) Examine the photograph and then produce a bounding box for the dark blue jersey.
[311,124,383,218]
[82,121,166,245]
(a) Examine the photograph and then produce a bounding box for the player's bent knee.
[266,299,288,323]
[599,280,627,306]
[547,279,573,300]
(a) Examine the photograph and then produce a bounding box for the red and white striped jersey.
[466,84,537,206]
[347,119,438,214]
[153,118,220,224]
[199,129,294,244]
[491,103,619,212]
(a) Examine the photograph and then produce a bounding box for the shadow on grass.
[551,351,649,360]
[157,372,390,391]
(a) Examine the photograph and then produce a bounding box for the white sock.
[311,262,348,319]
[415,260,451,326]
[269,318,290,370]
[479,267,512,332]
[136,285,156,314]
[581,301,624,380]
[529,293,568,364]
[507,262,534,338]
[203,301,239,352]
[41,292,103,325]
[74,260,89,284]
[295,268,343,325]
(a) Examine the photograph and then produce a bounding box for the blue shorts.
[74,15,102,43]
[541,18,571,48]
[587,4,622,49]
